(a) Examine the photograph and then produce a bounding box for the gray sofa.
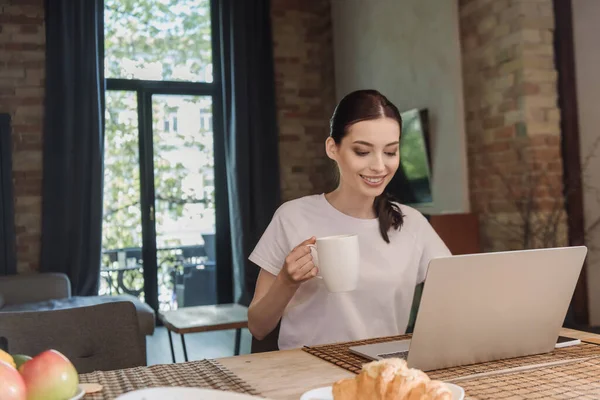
[0,301,146,373]
[0,272,155,337]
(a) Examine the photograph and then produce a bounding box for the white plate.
[70,386,85,400]
[115,387,265,400]
[299,382,465,400]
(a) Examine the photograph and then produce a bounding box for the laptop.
[349,246,588,371]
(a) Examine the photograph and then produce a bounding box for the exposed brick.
[0,68,25,78]
[546,109,560,122]
[524,82,540,95]
[494,126,516,140]
[0,15,43,24]
[523,55,554,70]
[525,107,546,123]
[0,0,45,273]
[523,43,553,56]
[460,0,565,251]
[499,100,518,112]
[20,24,39,34]
[272,0,335,202]
[522,29,541,44]
[523,69,557,83]
[4,42,44,51]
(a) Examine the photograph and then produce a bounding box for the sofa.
[0,272,155,337]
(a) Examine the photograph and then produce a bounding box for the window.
[101,0,223,312]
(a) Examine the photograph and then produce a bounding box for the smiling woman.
[246,89,452,350]
[325,90,404,243]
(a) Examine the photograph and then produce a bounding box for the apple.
[0,360,26,400]
[11,355,31,370]
[19,350,79,400]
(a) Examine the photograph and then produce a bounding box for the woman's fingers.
[299,265,319,282]
[282,237,317,284]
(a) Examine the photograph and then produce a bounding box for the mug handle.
[306,244,323,280]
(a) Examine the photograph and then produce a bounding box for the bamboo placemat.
[302,335,600,381]
[79,359,260,399]
[460,357,600,399]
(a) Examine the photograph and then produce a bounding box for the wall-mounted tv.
[386,108,433,206]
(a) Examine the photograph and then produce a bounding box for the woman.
[247,89,450,350]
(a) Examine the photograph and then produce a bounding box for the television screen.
[386,108,433,205]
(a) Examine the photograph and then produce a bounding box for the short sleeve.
[416,215,452,284]
[248,206,291,276]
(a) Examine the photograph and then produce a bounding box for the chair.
[251,321,280,353]
[0,302,145,373]
[0,272,71,304]
[0,273,155,337]
[175,235,218,307]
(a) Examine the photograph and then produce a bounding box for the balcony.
[99,239,217,311]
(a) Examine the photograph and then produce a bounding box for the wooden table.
[159,303,248,362]
[218,327,600,400]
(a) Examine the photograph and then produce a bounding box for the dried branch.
[480,136,600,250]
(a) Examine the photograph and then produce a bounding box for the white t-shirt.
[248,193,451,350]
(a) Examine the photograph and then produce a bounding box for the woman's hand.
[248,237,319,340]
[279,237,319,286]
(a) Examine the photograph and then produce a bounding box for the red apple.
[19,350,78,400]
[0,360,26,400]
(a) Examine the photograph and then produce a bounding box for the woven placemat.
[460,357,600,399]
[302,335,600,381]
[79,359,260,399]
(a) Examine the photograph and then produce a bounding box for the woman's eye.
[354,151,369,157]
[385,152,398,157]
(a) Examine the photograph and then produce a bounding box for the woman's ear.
[325,137,338,161]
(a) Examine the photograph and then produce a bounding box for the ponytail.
[374,192,404,243]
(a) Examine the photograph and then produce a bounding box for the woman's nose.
[369,155,385,172]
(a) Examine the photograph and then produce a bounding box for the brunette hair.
[329,89,404,243]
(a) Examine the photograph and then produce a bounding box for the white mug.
[308,234,360,292]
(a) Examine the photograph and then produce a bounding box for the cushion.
[1,294,155,336]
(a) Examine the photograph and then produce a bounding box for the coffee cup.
[308,234,359,292]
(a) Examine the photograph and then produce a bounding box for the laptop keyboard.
[377,350,409,359]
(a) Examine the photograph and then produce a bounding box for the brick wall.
[271,0,337,202]
[459,0,567,251]
[0,0,45,273]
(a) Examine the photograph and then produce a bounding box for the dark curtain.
[0,114,16,276]
[216,0,281,305]
[40,0,105,296]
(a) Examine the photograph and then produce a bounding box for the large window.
[101,0,222,312]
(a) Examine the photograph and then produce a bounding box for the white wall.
[330,0,470,214]
[572,0,600,326]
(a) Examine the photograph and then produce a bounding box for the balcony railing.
[99,242,216,311]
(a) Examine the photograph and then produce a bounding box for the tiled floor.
[146,326,252,365]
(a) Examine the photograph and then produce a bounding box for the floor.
[146,326,253,365]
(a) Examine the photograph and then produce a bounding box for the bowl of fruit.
[0,348,83,400]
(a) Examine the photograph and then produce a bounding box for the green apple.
[12,354,32,369]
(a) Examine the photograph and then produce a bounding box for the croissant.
[332,359,452,400]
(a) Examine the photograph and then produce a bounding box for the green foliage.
[102,0,214,252]
[105,0,212,82]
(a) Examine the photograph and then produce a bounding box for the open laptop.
[349,246,588,371]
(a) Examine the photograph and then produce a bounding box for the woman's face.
[327,117,401,198]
